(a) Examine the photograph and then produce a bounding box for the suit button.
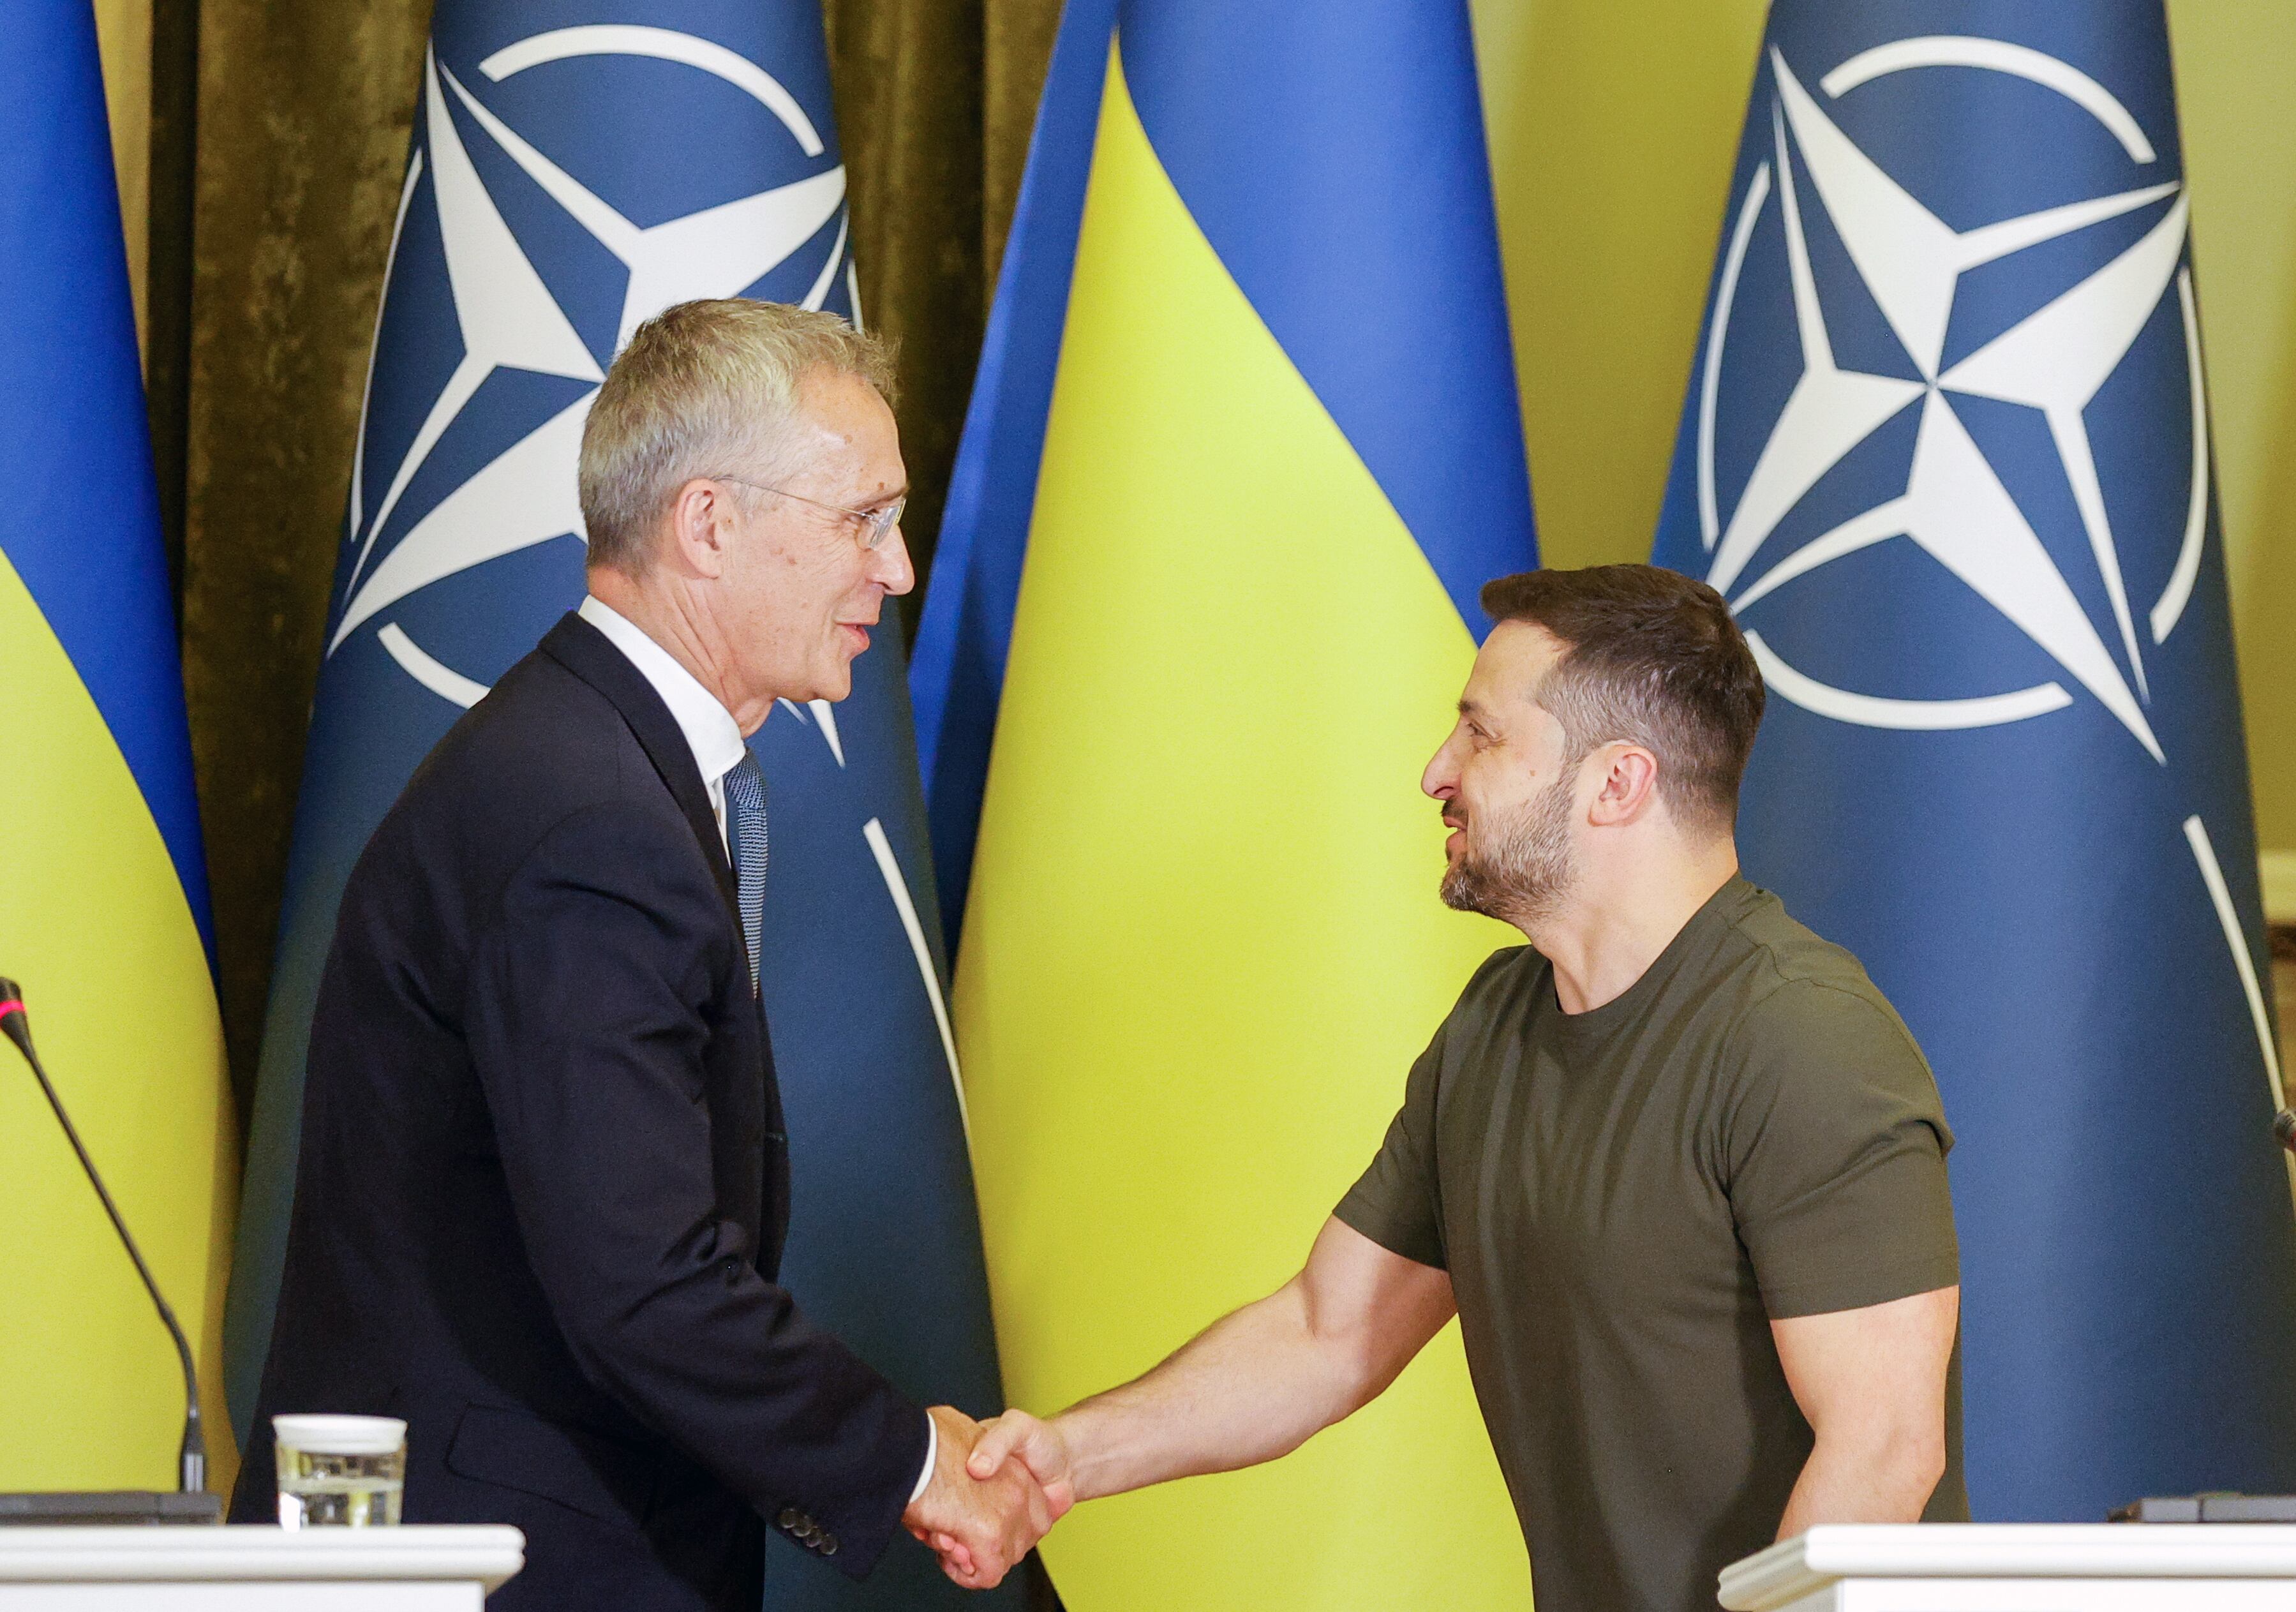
[779,1508,801,1531]
[819,1534,838,1556]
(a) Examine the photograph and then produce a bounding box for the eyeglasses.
[710,474,906,550]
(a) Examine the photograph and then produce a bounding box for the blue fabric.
[909,0,1536,957]
[1651,0,2296,1519]
[221,6,1013,1602]
[907,0,1120,953]
[726,752,767,997]
[0,0,211,944]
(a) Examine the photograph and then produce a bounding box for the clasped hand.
[903,1405,1069,1588]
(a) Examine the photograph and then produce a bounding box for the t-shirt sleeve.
[1334,1023,1450,1271]
[1722,979,1960,1319]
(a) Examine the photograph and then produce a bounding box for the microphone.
[2276,1110,2296,1156]
[1,978,213,1512]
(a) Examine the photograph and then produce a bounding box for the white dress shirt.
[578,596,747,855]
[577,595,937,1505]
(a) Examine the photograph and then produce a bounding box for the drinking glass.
[274,1414,406,1528]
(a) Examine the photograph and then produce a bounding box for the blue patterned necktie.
[723,750,766,997]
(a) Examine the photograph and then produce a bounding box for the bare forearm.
[1776,1428,1945,1539]
[1052,1280,1365,1502]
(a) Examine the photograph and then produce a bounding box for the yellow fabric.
[0,544,237,1493]
[956,45,1527,1610]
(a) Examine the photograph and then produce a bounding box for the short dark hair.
[1479,565,1765,836]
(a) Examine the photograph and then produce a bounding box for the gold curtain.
[179,0,1059,1117]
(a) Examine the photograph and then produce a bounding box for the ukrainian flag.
[911,2,1535,1604]
[0,1,235,1493]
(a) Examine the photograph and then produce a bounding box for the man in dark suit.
[232,299,1054,1607]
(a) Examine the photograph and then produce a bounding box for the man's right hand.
[904,1404,1061,1588]
[965,1409,1077,1513]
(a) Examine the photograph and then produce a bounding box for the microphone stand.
[0,980,218,1522]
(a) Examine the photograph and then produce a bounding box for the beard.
[1440,771,1579,925]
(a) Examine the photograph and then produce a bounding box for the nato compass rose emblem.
[1693,36,2207,766]
[329,23,857,718]
[1688,35,2286,1111]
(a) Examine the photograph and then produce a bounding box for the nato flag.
[220,3,1011,1602]
[1651,0,2296,1520]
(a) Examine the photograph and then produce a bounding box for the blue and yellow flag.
[0,0,236,1493]
[1651,0,2296,1518]
[911,3,1535,1604]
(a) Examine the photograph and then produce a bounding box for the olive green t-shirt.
[1337,878,1965,1612]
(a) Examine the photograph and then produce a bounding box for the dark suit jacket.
[231,613,928,1609]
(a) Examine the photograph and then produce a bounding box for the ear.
[1585,743,1662,828]
[664,478,737,581]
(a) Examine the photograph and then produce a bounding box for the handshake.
[888,1220,1429,1585]
[901,1404,1074,1589]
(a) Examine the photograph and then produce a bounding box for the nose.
[873,525,916,596]
[1423,730,1463,802]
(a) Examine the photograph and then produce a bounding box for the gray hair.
[578,298,898,574]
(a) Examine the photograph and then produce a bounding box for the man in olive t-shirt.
[1336,877,1965,1609]
[941,567,1964,1612]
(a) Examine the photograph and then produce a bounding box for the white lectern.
[1722,1524,2296,1611]
[0,1525,524,1610]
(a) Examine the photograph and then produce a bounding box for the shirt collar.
[578,595,749,789]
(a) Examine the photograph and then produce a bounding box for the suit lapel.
[538,612,743,932]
